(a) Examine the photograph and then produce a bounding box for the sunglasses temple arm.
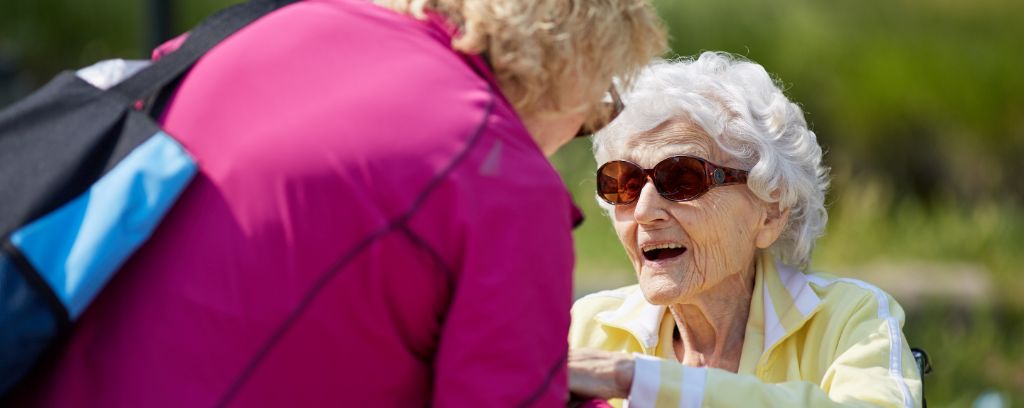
[707,164,749,186]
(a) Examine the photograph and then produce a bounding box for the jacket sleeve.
[430,179,576,407]
[627,294,923,408]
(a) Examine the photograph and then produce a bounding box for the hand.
[568,348,635,400]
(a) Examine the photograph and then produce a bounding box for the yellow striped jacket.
[569,252,923,407]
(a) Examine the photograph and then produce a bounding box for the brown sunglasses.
[596,155,749,205]
[575,85,625,138]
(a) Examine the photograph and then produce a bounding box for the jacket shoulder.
[806,273,907,327]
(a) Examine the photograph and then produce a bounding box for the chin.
[638,275,692,306]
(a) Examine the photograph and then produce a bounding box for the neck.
[669,260,756,372]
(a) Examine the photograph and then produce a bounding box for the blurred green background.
[1,0,1021,406]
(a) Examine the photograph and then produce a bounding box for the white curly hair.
[593,52,830,269]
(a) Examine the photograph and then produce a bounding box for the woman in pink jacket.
[12,0,665,406]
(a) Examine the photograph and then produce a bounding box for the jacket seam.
[397,224,456,327]
[516,348,568,408]
[397,224,455,284]
[216,91,497,407]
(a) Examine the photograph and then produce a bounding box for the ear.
[754,201,790,249]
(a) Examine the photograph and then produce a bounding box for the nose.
[633,179,669,225]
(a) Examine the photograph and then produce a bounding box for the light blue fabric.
[10,132,196,319]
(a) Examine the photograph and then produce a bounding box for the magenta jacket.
[15,0,578,406]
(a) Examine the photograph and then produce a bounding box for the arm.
[628,348,916,408]
[571,294,922,407]
[430,182,576,407]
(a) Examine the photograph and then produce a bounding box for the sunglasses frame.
[575,84,625,138]
[596,155,749,205]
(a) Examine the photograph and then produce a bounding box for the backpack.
[0,0,295,394]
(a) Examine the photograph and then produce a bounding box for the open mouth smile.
[641,242,687,261]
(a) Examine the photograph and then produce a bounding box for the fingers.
[567,348,635,400]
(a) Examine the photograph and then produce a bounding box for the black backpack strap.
[110,0,299,104]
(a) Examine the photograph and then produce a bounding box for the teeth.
[642,243,684,252]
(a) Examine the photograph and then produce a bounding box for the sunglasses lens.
[597,161,646,204]
[654,157,707,201]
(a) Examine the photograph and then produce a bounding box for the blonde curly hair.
[377,0,667,124]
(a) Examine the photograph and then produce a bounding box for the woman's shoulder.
[805,272,907,326]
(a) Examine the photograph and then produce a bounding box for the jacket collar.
[758,253,822,350]
[594,252,822,355]
[594,288,666,351]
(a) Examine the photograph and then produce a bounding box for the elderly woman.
[568,53,922,407]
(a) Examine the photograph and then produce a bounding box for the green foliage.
[655,0,1024,201]
[904,303,1024,407]
[0,0,141,84]
[0,0,239,91]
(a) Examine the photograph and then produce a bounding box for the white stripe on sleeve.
[805,275,915,408]
[680,366,707,408]
[629,354,662,408]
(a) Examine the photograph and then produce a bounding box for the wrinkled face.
[608,121,770,305]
